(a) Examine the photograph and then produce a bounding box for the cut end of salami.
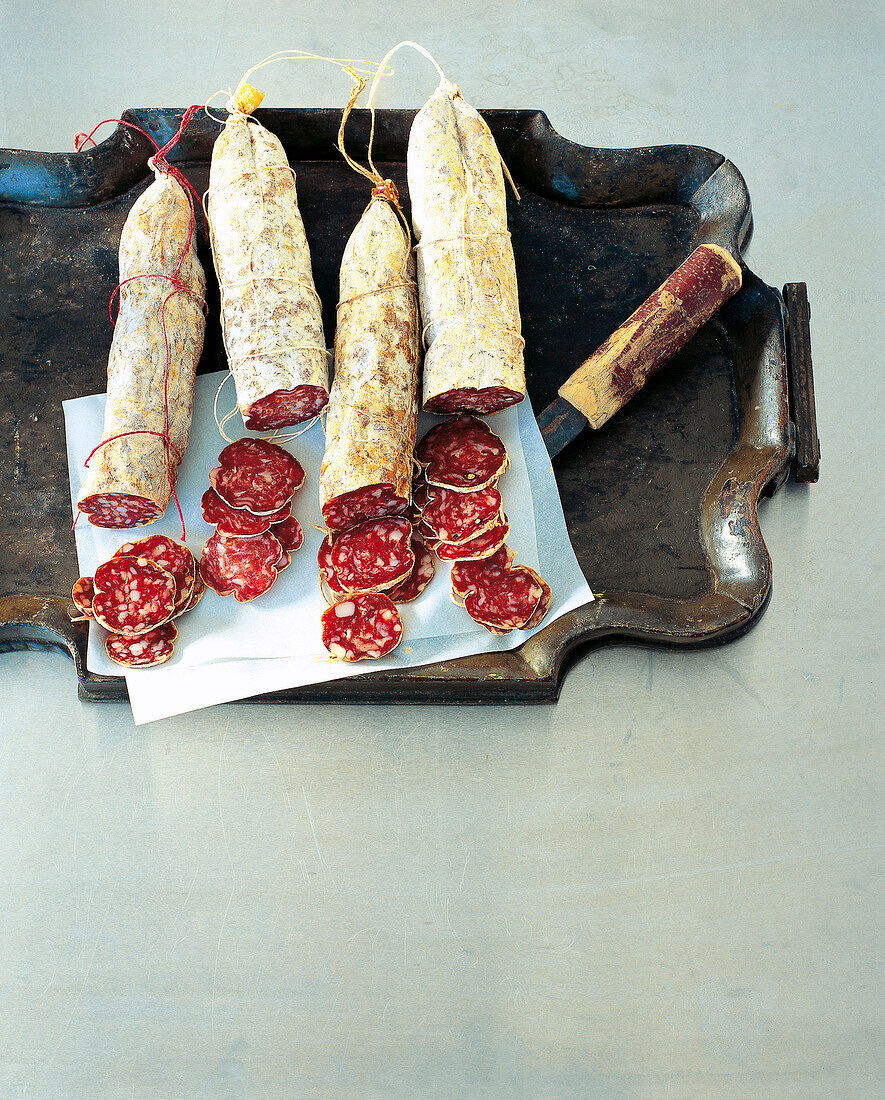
[424,387,524,416]
[77,493,164,529]
[321,483,409,533]
[243,385,329,430]
[321,593,403,661]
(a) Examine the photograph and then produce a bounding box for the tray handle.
[783,282,820,482]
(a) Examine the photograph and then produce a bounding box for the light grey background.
[1,1,882,1096]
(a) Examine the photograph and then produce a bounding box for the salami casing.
[407,82,525,415]
[208,114,329,429]
[320,194,420,531]
[77,169,206,528]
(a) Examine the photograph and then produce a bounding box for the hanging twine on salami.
[73,108,208,539]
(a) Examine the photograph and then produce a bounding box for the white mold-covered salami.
[320,193,420,531]
[77,170,206,528]
[407,81,525,415]
[208,113,329,429]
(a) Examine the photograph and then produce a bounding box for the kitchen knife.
[538,243,743,458]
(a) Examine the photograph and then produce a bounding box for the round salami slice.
[463,564,544,633]
[520,568,552,629]
[270,514,304,553]
[422,485,503,544]
[105,622,178,667]
[274,548,291,572]
[210,438,305,514]
[199,529,283,602]
[322,483,409,534]
[317,534,349,599]
[243,385,329,431]
[410,476,435,516]
[77,493,164,529]
[387,532,435,604]
[92,557,177,636]
[330,516,415,595]
[417,415,508,492]
[424,386,523,416]
[183,570,205,613]
[450,544,517,605]
[71,576,96,620]
[321,593,403,661]
[112,534,196,616]
[433,517,510,562]
[201,487,290,535]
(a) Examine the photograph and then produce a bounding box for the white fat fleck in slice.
[334,601,356,618]
[329,642,348,659]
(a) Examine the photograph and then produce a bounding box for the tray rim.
[0,107,792,704]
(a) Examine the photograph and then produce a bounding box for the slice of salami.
[243,385,328,431]
[77,493,164,529]
[321,593,403,661]
[201,487,289,535]
[183,570,205,612]
[71,576,96,620]
[417,415,508,492]
[450,544,517,604]
[92,557,177,636]
[274,548,291,572]
[210,438,304,514]
[411,476,435,515]
[199,529,282,602]
[270,514,304,553]
[433,517,510,562]
[330,516,415,594]
[463,564,544,633]
[520,568,552,629]
[422,485,503,544]
[387,532,435,604]
[424,386,523,416]
[317,534,349,599]
[112,534,196,616]
[105,622,178,667]
[322,484,409,534]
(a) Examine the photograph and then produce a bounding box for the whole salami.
[407,81,525,415]
[320,192,420,531]
[207,111,329,429]
[77,169,206,528]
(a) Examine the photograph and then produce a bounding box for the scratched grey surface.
[1,2,883,1097]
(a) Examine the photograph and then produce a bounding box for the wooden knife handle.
[558,243,743,429]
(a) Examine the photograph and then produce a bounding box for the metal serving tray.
[0,107,817,703]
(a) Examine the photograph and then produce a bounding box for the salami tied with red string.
[199,529,283,602]
[387,531,436,604]
[91,556,177,636]
[209,438,304,515]
[321,593,404,661]
[330,516,415,594]
[208,113,329,429]
[432,517,509,562]
[105,622,178,668]
[200,487,290,536]
[76,168,206,529]
[71,576,96,620]
[421,485,502,544]
[463,564,544,633]
[417,415,507,492]
[320,195,420,532]
[112,534,196,617]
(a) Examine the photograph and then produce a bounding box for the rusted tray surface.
[0,108,805,703]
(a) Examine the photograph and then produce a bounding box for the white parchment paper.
[64,371,594,723]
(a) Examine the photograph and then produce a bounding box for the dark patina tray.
[0,107,817,703]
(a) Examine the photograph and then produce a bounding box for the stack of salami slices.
[70,535,202,667]
[415,414,552,634]
[199,438,305,602]
[317,515,436,662]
